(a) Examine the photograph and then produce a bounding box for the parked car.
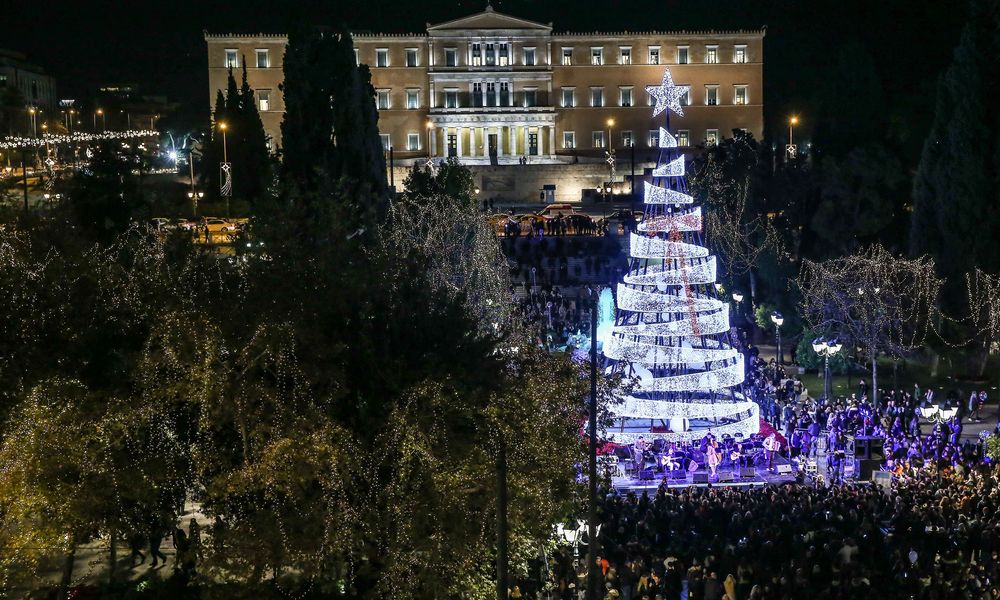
[150,217,171,230]
[174,218,197,231]
[538,203,580,219]
[204,218,238,233]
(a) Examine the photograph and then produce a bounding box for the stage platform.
[610,455,803,491]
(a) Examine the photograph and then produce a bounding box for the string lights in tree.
[0,130,159,150]
[797,245,943,405]
[602,66,757,444]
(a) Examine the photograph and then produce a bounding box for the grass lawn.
[787,355,1000,400]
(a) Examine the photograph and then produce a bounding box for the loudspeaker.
[693,472,709,484]
[854,437,869,458]
[718,471,734,483]
[776,464,793,474]
[856,459,880,481]
[638,469,656,481]
[869,438,885,461]
[669,469,686,480]
[740,467,756,478]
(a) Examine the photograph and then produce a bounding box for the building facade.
[0,49,57,136]
[205,6,763,164]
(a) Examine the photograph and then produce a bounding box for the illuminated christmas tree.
[603,67,758,443]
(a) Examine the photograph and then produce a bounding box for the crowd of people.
[534,463,1000,599]
[514,285,598,349]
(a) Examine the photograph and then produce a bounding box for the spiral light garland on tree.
[603,66,758,444]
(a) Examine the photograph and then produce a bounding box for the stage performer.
[763,432,780,471]
[706,435,721,478]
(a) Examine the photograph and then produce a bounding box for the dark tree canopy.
[911,0,1000,305]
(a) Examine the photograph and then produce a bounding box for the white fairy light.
[659,127,678,148]
[637,207,702,232]
[652,155,686,177]
[622,256,716,286]
[615,284,724,313]
[646,67,687,118]
[643,181,693,205]
[603,66,756,446]
[628,233,710,260]
[603,335,739,365]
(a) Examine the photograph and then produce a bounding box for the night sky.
[6,0,966,142]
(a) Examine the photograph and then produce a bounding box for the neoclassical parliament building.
[205,5,763,167]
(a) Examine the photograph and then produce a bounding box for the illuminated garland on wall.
[602,65,758,444]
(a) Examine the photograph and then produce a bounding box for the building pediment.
[427,5,552,33]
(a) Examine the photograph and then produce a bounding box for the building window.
[406,89,420,109]
[444,89,459,108]
[224,49,238,68]
[407,133,420,151]
[591,47,604,65]
[376,48,389,67]
[706,129,719,145]
[486,43,496,66]
[405,48,418,67]
[524,47,536,66]
[562,47,573,65]
[591,87,604,107]
[677,130,690,146]
[648,46,661,65]
[706,45,719,64]
[473,82,484,107]
[619,87,633,107]
[680,87,690,106]
[523,88,537,108]
[380,134,391,150]
[734,45,747,64]
[471,43,482,66]
[257,90,271,112]
[677,46,689,64]
[619,47,632,65]
[499,82,510,106]
[648,130,659,147]
[622,130,634,147]
[563,131,576,149]
[734,85,748,105]
[445,48,458,67]
[499,43,509,66]
[377,89,391,110]
[705,85,719,106]
[592,131,606,148]
[255,49,269,68]
[561,87,575,108]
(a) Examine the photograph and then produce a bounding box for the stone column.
[548,125,556,156]
[509,125,517,157]
[456,127,463,157]
[430,127,437,158]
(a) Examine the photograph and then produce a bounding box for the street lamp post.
[770,311,784,365]
[605,118,616,195]
[94,108,105,132]
[731,291,744,331]
[188,191,205,218]
[219,122,229,163]
[786,115,799,159]
[812,338,843,403]
[218,121,231,217]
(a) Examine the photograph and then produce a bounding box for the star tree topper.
[646,68,687,118]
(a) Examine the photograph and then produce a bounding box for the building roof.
[426,4,551,32]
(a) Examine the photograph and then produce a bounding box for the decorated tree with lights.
[603,67,757,443]
[797,245,942,405]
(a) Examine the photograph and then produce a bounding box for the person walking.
[128,531,146,568]
[148,521,168,568]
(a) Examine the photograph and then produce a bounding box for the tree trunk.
[871,355,878,409]
[108,528,118,585]
[60,538,77,599]
[495,439,509,600]
[978,338,990,378]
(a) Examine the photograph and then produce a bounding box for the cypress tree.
[236,61,272,204]
[279,28,388,209]
[910,0,1000,306]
